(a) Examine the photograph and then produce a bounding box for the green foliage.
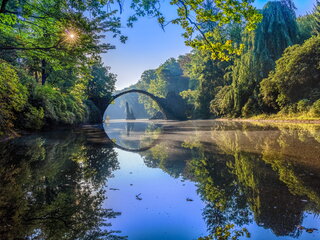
[84,100,104,124]
[229,1,298,116]
[180,89,198,103]
[0,0,118,135]
[297,14,315,43]
[309,99,320,117]
[87,59,117,99]
[0,60,28,134]
[129,0,262,61]
[296,99,311,113]
[183,51,231,118]
[130,1,314,120]
[121,1,318,121]
[198,225,250,240]
[135,58,189,116]
[313,0,320,34]
[32,85,88,125]
[0,0,263,66]
[210,86,234,117]
[22,105,45,130]
[0,0,122,57]
[260,36,320,113]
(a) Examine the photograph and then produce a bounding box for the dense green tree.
[179,21,241,118]
[210,85,234,116]
[0,0,121,87]
[216,1,299,117]
[135,70,158,90]
[0,60,28,134]
[87,58,117,113]
[297,14,315,43]
[157,58,189,94]
[260,36,320,115]
[134,58,189,116]
[313,0,320,34]
[0,0,123,133]
[180,51,230,118]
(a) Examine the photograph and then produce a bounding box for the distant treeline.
[129,1,320,119]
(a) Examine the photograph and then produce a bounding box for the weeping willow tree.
[313,0,320,35]
[225,1,299,117]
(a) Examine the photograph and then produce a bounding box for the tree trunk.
[35,71,39,83]
[41,59,47,85]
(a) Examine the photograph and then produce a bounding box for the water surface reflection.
[1,120,320,240]
[104,120,320,240]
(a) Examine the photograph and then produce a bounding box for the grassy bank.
[218,114,320,124]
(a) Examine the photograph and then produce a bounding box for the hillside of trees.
[1,0,319,137]
[129,0,320,120]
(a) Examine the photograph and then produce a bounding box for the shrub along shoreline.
[217,117,320,124]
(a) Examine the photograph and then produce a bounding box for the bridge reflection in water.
[103,119,164,152]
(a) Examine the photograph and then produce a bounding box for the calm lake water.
[1,120,320,240]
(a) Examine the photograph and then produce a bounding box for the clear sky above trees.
[104,0,315,90]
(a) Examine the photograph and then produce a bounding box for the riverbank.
[0,124,104,143]
[217,117,320,124]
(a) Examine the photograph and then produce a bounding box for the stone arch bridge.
[106,89,187,120]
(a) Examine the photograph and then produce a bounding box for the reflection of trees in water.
[229,151,304,237]
[141,121,320,239]
[126,122,134,136]
[0,131,125,240]
[205,122,320,238]
[141,141,193,178]
[182,141,252,240]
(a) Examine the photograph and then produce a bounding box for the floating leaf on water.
[136,193,142,200]
[306,228,318,233]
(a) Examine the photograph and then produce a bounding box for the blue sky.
[101,0,316,90]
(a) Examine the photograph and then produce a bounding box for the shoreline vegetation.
[218,117,320,124]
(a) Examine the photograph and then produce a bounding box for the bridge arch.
[105,89,168,119]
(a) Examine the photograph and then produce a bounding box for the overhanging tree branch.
[4,10,46,19]
[177,0,217,53]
